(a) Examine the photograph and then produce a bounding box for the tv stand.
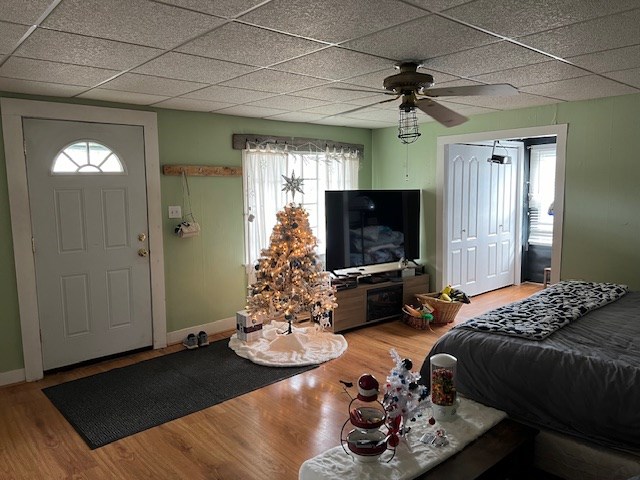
[329,272,429,332]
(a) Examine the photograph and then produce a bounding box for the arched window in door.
[52,140,125,174]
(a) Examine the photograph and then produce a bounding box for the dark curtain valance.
[232,134,364,154]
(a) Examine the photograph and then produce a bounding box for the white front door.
[24,118,153,370]
[445,143,519,296]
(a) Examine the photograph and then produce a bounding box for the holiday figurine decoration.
[340,374,395,463]
[246,172,337,334]
[382,349,429,443]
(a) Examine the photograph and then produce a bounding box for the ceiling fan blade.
[415,98,468,127]
[338,96,400,116]
[423,83,518,97]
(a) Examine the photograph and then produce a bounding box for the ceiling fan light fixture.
[398,107,421,144]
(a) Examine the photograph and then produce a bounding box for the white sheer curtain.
[242,144,359,278]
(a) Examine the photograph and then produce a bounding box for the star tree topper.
[282,171,304,201]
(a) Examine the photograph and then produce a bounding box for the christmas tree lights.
[246,173,337,334]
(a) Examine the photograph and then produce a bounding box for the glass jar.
[430,353,458,421]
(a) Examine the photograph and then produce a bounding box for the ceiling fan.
[335,62,518,143]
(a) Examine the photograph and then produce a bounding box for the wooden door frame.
[1,98,167,381]
[436,124,568,292]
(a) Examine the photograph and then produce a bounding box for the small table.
[299,398,515,480]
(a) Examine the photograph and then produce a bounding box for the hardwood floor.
[0,283,541,480]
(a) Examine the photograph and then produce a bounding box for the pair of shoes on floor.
[183,331,209,349]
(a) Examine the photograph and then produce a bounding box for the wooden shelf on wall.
[162,165,242,177]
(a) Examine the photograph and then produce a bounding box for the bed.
[420,281,640,478]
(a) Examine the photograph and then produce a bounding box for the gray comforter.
[421,291,640,451]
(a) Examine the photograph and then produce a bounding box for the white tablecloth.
[299,397,506,480]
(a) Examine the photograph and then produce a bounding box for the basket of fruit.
[402,302,436,330]
[415,285,470,325]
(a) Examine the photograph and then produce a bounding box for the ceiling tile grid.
[0,0,638,128]
[237,0,429,43]
[41,0,227,49]
[15,29,164,71]
[176,23,326,67]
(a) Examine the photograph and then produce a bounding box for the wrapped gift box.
[236,310,263,341]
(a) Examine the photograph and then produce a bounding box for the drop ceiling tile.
[0,0,51,25]
[100,73,207,96]
[274,48,393,81]
[153,98,235,112]
[182,85,275,103]
[0,21,29,54]
[177,23,324,67]
[42,0,225,49]
[341,68,400,91]
[603,68,640,89]
[0,76,87,96]
[403,0,471,12]
[445,92,562,109]
[238,0,427,43]
[520,75,638,101]
[293,84,385,102]
[423,41,550,77]
[443,0,640,38]
[472,60,590,87]
[78,88,170,105]
[264,112,327,123]
[218,69,328,93]
[520,9,640,59]
[246,95,329,111]
[344,108,397,122]
[567,45,640,73]
[342,14,499,61]
[319,117,392,129]
[215,105,288,117]
[0,57,118,86]
[16,29,163,70]
[301,103,366,115]
[159,0,264,18]
[133,52,256,84]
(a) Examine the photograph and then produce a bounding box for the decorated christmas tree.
[246,172,337,334]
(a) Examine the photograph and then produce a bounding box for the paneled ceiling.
[1,0,639,128]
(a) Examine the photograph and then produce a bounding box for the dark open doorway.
[521,136,556,283]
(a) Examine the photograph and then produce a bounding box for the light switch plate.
[168,205,182,219]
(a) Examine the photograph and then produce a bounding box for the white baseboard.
[166,316,236,345]
[0,368,26,387]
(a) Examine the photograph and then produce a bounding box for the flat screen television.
[325,189,421,272]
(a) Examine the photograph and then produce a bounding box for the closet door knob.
[138,248,149,257]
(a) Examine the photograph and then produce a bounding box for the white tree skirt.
[229,321,348,367]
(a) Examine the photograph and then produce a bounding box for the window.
[52,141,124,174]
[528,144,556,246]
[243,145,359,272]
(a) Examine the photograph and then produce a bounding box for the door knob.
[138,233,147,242]
[137,248,149,257]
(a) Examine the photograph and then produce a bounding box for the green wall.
[0,94,372,373]
[157,110,372,333]
[2,91,639,374]
[372,93,640,292]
